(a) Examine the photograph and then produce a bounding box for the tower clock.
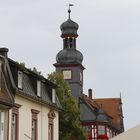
[62,70,72,80]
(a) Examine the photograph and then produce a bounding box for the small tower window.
[52,88,56,103]
[69,38,73,48]
[37,80,41,97]
[74,38,76,48]
[64,38,68,49]
[18,71,23,89]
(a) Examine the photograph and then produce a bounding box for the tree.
[48,72,86,140]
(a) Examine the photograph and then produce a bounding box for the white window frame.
[52,89,56,103]
[11,113,16,140]
[0,112,4,140]
[98,125,105,135]
[32,119,37,140]
[18,71,23,89]
[37,80,41,97]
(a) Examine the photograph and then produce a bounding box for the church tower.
[54,5,85,100]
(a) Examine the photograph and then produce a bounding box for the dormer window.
[37,80,41,97]
[52,88,56,103]
[18,71,23,89]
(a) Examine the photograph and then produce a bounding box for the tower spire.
[68,4,74,19]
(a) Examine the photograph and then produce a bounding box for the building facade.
[54,7,124,140]
[0,48,61,140]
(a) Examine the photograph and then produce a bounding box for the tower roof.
[60,19,79,37]
[56,5,83,65]
[56,48,83,64]
[60,5,79,38]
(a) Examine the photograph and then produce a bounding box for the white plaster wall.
[9,95,59,140]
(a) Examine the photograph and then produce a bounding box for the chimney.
[88,89,93,99]
[0,48,9,57]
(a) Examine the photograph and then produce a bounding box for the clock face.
[62,70,72,80]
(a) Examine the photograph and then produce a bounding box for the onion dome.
[60,6,79,38]
[60,19,79,37]
[56,5,83,65]
[56,48,83,64]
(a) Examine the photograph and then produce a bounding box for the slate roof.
[60,19,79,37]
[80,97,97,122]
[56,48,83,64]
[0,48,62,110]
[80,95,113,124]
[8,58,62,110]
[82,94,124,132]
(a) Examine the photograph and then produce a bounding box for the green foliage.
[48,72,86,140]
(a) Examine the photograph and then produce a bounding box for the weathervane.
[68,4,74,19]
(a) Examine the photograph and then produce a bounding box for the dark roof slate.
[22,73,36,97]
[80,101,97,122]
[6,57,62,110]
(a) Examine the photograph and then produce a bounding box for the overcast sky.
[0,0,140,130]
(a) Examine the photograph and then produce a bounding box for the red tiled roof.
[94,98,122,129]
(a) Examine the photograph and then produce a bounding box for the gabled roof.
[0,55,15,108]
[94,98,123,130]
[82,95,113,123]
[80,97,97,122]
[83,94,124,132]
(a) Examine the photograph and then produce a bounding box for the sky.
[0,0,140,130]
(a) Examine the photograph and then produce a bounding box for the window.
[11,113,18,140]
[69,38,73,48]
[31,109,40,140]
[63,38,67,49]
[48,110,56,140]
[37,80,41,97]
[48,124,53,140]
[18,71,23,89]
[52,89,56,103]
[98,125,105,135]
[0,112,4,140]
[32,119,37,140]
[11,105,21,140]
